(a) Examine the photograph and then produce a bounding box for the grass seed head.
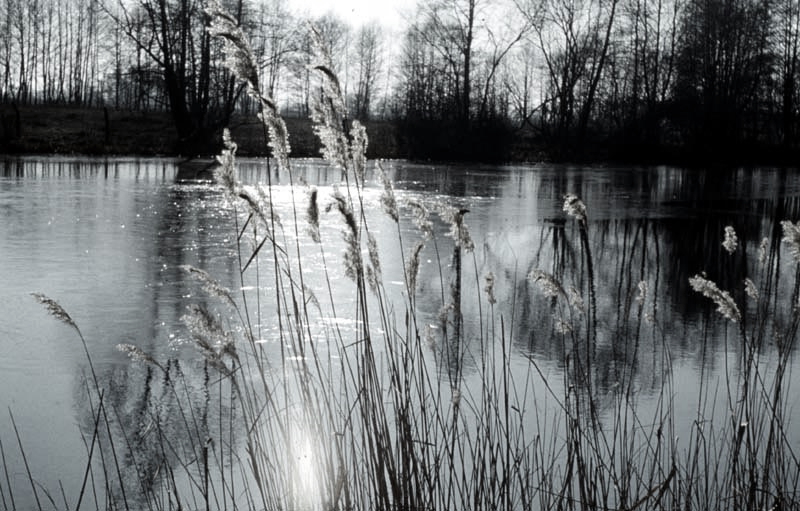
[214,128,238,197]
[406,240,425,300]
[781,220,800,263]
[438,205,474,252]
[366,233,382,294]
[350,121,368,183]
[636,280,648,305]
[528,270,565,299]
[31,293,77,330]
[555,318,573,334]
[744,278,759,301]
[563,194,587,222]
[406,199,433,240]
[377,162,399,223]
[689,274,741,323]
[722,226,738,254]
[328,188,363,283]
[117,344,166,373]
[181,265,236,308]
[484,272,497,305]
[758,237,769,264]
[307,187,321,243]
[567,286,585,313]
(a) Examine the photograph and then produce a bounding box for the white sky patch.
[288,0,411,28]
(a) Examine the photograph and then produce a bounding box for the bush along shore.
[17,3,800,510]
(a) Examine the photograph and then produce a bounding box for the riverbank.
[2,104,799,166]
[0,104,401,159]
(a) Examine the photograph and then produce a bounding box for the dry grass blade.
[8,408,42,511]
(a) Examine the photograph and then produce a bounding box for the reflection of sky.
[2,157,800,507]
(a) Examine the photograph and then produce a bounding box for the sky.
[288,0,412,28]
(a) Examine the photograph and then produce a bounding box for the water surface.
[1,156,799,508]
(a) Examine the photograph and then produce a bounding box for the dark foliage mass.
[0,0,798,162]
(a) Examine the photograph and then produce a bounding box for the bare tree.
[502,38,540,128]
[0,0,13,101]
[674,0,772,148]
[517,0,620,153]
[107,0,245,153]
[353,22,382,120]
[250,0,298,101]
[412,0,479,125]
[775,0,800,148]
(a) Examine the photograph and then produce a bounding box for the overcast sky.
[287,0,412,28]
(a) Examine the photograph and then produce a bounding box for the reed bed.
[13,2,800,510]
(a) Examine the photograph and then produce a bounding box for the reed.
[17,2,800,510]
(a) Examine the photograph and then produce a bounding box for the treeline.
[1,0,798,162]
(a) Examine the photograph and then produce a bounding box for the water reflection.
[2,157,800,507]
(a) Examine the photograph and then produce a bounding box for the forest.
[0,0,798,163]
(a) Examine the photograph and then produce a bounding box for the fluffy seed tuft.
[781,220,800,263]
[438,205,474,252]
[307,188,321,243]
[117,344,166,373]
[744,278,759,301]
[563,194,587,222]
[31,293,77,330]
[722,226,738,254]
[377,162,399,223]
[528,270,565,299]
[484,272,497,305]
[689,274,741,323]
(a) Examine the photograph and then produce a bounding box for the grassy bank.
[0,104,401,159]
[4,103,798,165]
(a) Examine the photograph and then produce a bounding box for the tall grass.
[16,2,800,510]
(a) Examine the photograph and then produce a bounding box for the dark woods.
[0,0,798,163]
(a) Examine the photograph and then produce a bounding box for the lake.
[1,156,799,510]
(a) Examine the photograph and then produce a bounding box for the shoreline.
[2,104,799,167]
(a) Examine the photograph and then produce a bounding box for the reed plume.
[116,344,166,374]
[744,278,759,301]
[327,188,363,282]
[378,162,399,223]
[688,274,742,323]
[780,220,800,262]
[306,188,321,243]
[214,128,238,197]
[438,205,474,252]
[406,199,433,240]
[366,233,382,294]
[528,269,566,299]
[758,237,769,264]
[484,272,497,305]
[563,194,587,222]
[180,265,236,308]
[30,293,78,331]
[406,240,425,301]
[722,226,738,254]
[636,280,648,305]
